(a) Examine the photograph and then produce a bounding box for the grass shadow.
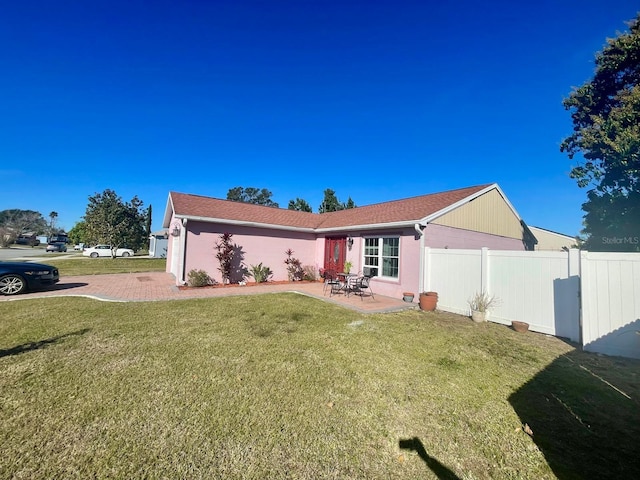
[0,328,91,358]
[509,349,640,478]
[399,437,461,480]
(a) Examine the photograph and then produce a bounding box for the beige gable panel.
[432,189,523,238]
[530,227,576,251]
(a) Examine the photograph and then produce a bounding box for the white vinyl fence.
[581,252,640,359]
[423,248,640,359]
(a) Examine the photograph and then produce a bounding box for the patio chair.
[323,269,341,296]
[350,275,375,300]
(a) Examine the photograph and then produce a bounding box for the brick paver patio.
[1,271,419,314]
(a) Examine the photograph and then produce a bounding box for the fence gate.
[580,252,640,359]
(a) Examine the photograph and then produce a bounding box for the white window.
[363,237,399,279]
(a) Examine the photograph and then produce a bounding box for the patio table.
[336,272,357,296]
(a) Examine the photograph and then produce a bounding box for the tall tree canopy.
[84,189,147,254]
[287,198,312,212]
[0,209,47,247]
[561,14,640,251]
[226,187,279,207]
[0,209,47,234]
[318,189,357,213]
[0,209,47,246]
[67,221,88,245]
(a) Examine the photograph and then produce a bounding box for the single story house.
[529,226,577,251]
[163,183,536,299]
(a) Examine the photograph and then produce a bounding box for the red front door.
[324,237,347,273]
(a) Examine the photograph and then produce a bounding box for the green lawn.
[1,295,639,479]
[42,257,167,276]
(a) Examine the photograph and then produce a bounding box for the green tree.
[560,14,640,251]
[287,198,312,212]
[226,187,279,207]
[145,205,152,238]
[67,221,88,245]
[318,189,357,213]
[343,196,356,209]
[581,189,640,251]
[84,189,147,255]
[318,189,341,213]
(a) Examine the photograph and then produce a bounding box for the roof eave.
[162,193,175,228]
[529,226,575,240]
[174,214,317,233]
[315,220,420,233]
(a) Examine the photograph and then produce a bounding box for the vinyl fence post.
[423,247,431,292]
[568,248,582,343]
[481,247,489,293]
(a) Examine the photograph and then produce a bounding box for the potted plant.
[343,260,353,274]
[467,290,498,323]
[403,292,415,302]
[419,291,438,311]
[511,320,530,333]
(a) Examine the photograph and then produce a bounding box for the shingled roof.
[165,184,496,232]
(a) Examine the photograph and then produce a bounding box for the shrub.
[284,249,304,281]
[249,263,273,283]
[215,233,234,283]
[187,269,212,287]
[302,265,317,281]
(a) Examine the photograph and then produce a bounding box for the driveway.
[0,271,418,314]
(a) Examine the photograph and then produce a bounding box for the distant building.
[529,226,577,251]
[149,230,169,258]
[15,232,40,246]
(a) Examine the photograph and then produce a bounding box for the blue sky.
[1,1,637,236]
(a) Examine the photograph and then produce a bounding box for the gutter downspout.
[179,218,188,284]
[415,223,425,293]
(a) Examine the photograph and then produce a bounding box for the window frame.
[362,235,401,280]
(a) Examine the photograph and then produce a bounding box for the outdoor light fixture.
[348,237,354,250]
[170,224,180,237]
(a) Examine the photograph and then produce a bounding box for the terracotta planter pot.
[512,321,529,333]
[402,292,415,303]
[419,292,438,311]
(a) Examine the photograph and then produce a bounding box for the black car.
[0,262,60,295]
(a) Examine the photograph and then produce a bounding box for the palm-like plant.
[249,263,272,283]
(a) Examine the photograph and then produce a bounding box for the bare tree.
[0,210,47,247]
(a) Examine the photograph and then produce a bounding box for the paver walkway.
[1,271,419,314]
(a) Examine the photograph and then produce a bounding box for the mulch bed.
[177,280,322,290]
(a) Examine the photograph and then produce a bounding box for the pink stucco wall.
[183,221,317,284]
[335,227,422,301]
[424,224,525,250]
